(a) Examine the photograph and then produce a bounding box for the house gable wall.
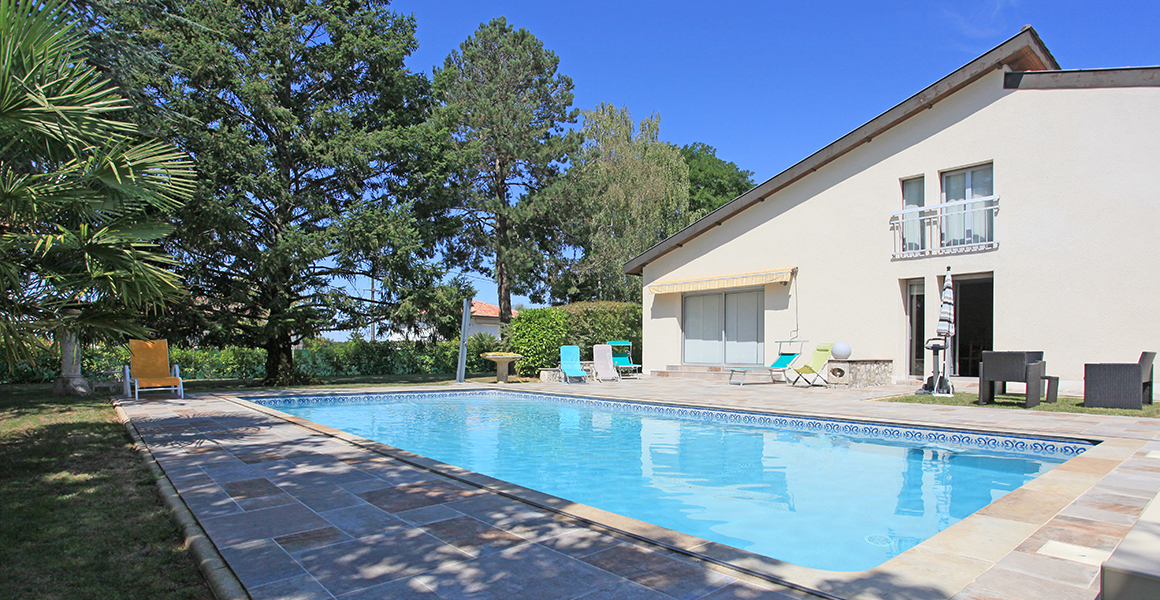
[642,68,1160,382]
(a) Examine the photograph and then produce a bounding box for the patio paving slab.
[318,503,405,538]
[335,578,441,599]
[581,544,737,600]
[217,538,306,588]
[295,529,474,596]
[393,503,465,526]
[200,502,331,548]
[283,483,367,512]
[356,479,483,513]
[249,574,332,600]
[274,525,353,554]
[116,378,1160,600]
[697,582,802,599]
[412,542,624,600]
[419,515,532,557]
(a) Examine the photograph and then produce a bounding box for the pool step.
[651,365,734,381]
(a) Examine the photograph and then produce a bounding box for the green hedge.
[295,335,500,377]
[0,344,62,384]
[1,335,502,384]
[506,301,642,377]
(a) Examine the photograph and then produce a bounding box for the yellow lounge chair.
[124,339,184,400]
[789,343,834,388]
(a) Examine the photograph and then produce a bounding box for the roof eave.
[623,27,1058,277]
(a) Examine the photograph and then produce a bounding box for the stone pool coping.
[225,382,1156,599]
[122,379,1160,599]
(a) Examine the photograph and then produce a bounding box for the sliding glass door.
[683,290,764,365]
[683,294,723,364]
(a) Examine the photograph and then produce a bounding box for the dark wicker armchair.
[1084,352,1156,410]
[978,351,1047,407]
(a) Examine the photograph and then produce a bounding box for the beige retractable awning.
[647,268,796,294]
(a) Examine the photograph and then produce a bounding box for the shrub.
[219,347,266,379]
[465,333,501,373]
[1,343,60,384]
[169,346,222,379]
[560,301,642,363]
[292,336,499,377]
[2,342,272,384]
[505,302,642,377]
[0,334,516,385]
[506,308,569,376]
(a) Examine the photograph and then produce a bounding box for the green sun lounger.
[790,343,835,387]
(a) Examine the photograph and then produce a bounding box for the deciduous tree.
[546,104,690,303]
[680,142,755,216]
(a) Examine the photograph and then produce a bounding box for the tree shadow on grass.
[0,395,212,600]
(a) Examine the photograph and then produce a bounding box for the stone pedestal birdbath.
[480,353,522,383]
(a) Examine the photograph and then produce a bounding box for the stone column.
[53,329,92,396]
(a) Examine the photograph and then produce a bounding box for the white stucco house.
[625,27,1159,387]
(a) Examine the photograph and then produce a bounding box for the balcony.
[890,195,1000,258]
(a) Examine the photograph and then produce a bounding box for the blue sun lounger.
[728,340,806,386]
[560,345,588,384]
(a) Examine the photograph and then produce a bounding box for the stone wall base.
[826,359,893,388]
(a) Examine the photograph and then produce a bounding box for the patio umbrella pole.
[933,267,955,397]
[917,267,956,396]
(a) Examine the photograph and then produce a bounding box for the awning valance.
[648,268,796,295]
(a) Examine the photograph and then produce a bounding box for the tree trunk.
[496,216,512,324]
[53,330,92,396]
[263,335,294,385]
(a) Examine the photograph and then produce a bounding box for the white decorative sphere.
[831,342,852,360]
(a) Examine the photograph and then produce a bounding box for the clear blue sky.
[372,0,1159,315]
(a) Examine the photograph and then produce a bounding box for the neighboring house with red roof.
[382,300,517,341]
[626,27,1159,386]
[466,301,517,339]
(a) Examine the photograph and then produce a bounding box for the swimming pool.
[257,390,1090,572]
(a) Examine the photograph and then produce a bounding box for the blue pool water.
[261,391,1088,572]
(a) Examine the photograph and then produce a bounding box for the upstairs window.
[942,164,993,202]
[941,164,995,247]
[900,177,925,252]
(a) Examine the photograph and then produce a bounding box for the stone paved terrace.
[117,378,1160,600]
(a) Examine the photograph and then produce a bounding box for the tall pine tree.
[433,17,580,323]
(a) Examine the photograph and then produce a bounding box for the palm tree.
[0,0,196,393]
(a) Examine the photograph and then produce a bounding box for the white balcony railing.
[890,195,1000,258]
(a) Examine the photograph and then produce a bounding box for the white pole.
[370,279,376,339]
[455,298,472,383]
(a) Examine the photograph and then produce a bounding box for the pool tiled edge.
[229,388,1129,600]
[251,389,1094,459]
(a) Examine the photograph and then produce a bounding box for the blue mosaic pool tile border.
[251,390,1091,458]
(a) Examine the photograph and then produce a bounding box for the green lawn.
[0,390,213,600]
[884,391,1160,418]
